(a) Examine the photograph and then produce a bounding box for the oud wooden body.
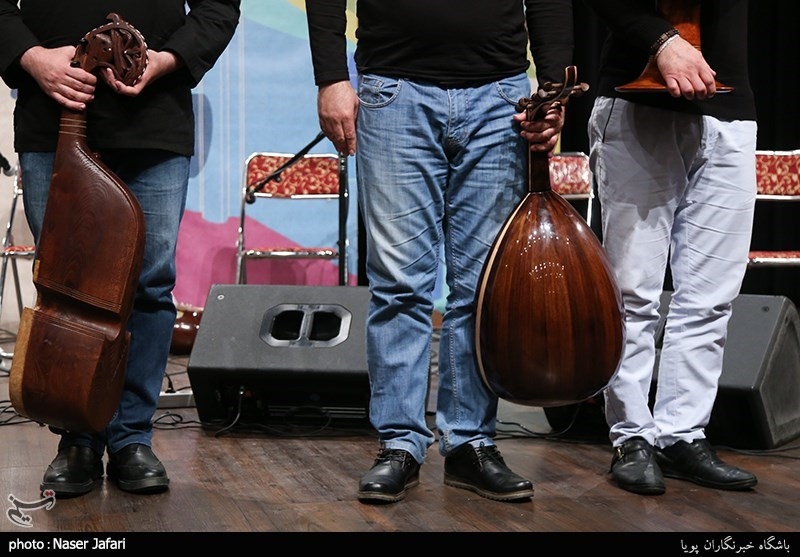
[475,180,625,406]
[9,14,147,433]
[171,304,203,355]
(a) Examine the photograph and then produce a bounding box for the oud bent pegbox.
[475,66,625,407]
[9,13,148,433]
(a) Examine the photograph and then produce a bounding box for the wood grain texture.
[476,151,624,407]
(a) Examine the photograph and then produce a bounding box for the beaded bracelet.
[655,34,680,58]
[650,28,679,56]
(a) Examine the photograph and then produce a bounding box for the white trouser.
[588,96,757,448]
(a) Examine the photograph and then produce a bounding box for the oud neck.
[528,151,552,194]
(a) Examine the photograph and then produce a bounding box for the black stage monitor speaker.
[653,292,800,450]
[545,292,800,450]
[188,284,371,427]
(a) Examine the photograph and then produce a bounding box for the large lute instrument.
[10,13,148,433]
[475,66,625,407]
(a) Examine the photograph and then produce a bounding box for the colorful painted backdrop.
[174,0,359,308]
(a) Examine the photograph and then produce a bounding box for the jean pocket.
[494,73,532,106]
[358,74,402,108]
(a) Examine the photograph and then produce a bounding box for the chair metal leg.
[0,169,36,368]
[0,256,29,368]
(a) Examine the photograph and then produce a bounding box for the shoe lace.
[694,439,723,465]
[375,448,411,465]
[473,443,506,467]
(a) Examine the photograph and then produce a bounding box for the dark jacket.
[584,0,755,122]
[0,0,241,154]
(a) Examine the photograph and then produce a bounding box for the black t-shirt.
[306,0,574,89]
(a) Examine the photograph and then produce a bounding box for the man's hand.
[656,35,717,100]
[513,103,565,153]
[101,50,180,97]
[317,80,359,156]
[19,45,96,112]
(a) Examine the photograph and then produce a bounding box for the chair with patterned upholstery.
[550,151,594,225]
[0,165,36,369]
[235,139,349,286]
[748,149,800,267]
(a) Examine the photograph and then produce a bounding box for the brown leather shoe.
[610,437,665,495]
[107,444,170,494]
[41,446,103,498]
[444,442,534,502]
[656,439,757,491]
[357,448,420,503]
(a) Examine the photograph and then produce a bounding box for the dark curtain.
[562,0,800,307]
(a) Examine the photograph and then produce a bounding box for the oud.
[475,66,625,407]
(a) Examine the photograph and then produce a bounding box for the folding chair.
[0,165,36,368]
[748,149,800,267]
[550,151,594,225]
[235,133,349,285]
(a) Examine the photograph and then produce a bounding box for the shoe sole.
[443,475,534,502]
[108,474,170,494]
[40,477,101,498]
[357,478,419,503]
[660,468,757,491]
[614,480,665,496]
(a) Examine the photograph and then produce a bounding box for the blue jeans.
[355,73,531,463]
[20,149,189,455]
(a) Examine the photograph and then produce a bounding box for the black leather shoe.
[40,446,103,498]
[444,442,534,502]
[610,437,665,495]
[107,444,170,494]
[656,439,757,491]
[357,448,420,503]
